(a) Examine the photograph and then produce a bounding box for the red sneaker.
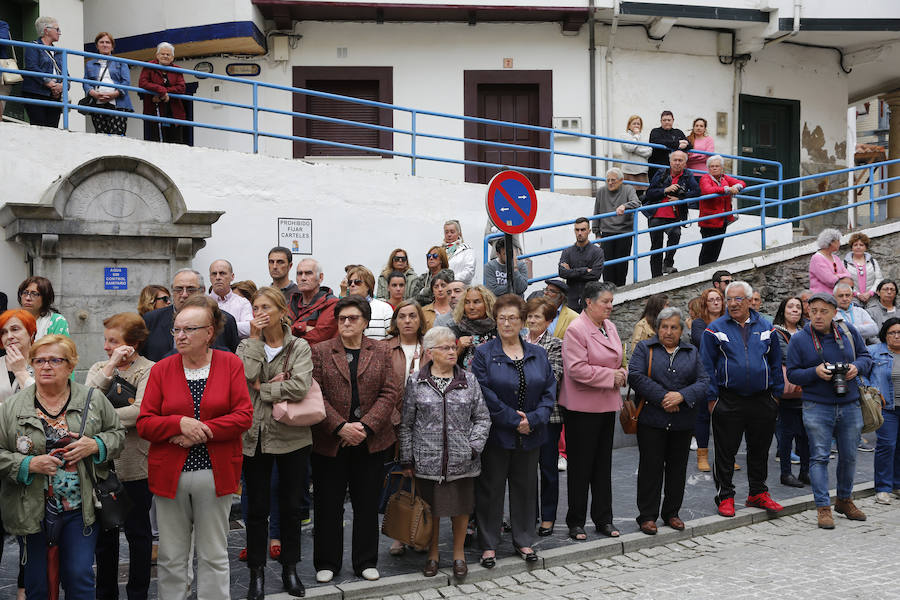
[717,497,735,517]
[239,548,248,562]
[746,492,784,514]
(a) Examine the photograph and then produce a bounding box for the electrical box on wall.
[271,36,290,61]
[553,117,582,136]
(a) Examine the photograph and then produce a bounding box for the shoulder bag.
[620,347,652,434]
[81,388,133,531]
[104,373,138,409]
[271,339,326,426]
[77,61,109,115]
[824,322,884,434]
[1,47,23,85]
[381,476,433,551]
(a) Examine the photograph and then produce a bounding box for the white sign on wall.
[278,218,313,255]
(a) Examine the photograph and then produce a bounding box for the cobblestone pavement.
[368,497,899,600]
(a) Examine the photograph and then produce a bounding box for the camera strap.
[811,323,846,364]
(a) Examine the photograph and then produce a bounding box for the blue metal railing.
[0,39,780,195]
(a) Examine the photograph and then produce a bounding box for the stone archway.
[0,155,222,376]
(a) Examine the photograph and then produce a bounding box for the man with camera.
[786,292,872,529]
[643,150,699,277]
[700,281,784,519]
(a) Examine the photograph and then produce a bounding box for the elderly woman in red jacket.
[137,295,252,600]
[310,295,398,584]
[698,154,745,266]
[138,41,186,144]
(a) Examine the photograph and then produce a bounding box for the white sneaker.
[316,570,334,583]
[875,492,893,505]
[361,568,380,581]
[690,437,698,451]
[557,456,567,472]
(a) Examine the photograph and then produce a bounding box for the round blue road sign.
[485,171,538,235]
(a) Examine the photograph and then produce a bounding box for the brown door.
[475,84,542,188]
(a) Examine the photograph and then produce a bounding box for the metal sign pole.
[505,233,514,296]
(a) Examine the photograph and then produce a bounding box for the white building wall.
[40,0,85,132]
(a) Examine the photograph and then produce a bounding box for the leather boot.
[282,563,306,597]
[247,566,265,600]
[817,506,835,529]
[697,448,711,472]
[834,498,867,521]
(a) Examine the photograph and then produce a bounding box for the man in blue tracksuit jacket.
[700,281,784,517]
[786,292,872,527]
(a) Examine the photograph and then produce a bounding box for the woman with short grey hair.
[698,154,744,265]
[628,306,709,535]
[399,326,490,578]
[809,228,851,294]
[138,41,186,143]
[22,16,65,127]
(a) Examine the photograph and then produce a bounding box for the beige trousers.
[155,469,232,600]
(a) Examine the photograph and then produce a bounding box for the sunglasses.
[426,253,440,259]
[338,314,363,323]
[347,279,364,286]
[393,256,408,262]
[156,296,171,304]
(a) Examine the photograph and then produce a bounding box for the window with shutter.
[293,67,393,158]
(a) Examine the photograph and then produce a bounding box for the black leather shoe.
[248,566,265,600]
[537,522,554,536]
[281,563,305,597]
[799,471,811,484]
[781,474,804,488]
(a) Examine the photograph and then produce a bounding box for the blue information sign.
[485,171,538,235]
[104,267,128,290]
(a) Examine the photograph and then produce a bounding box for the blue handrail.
[0,38,780,194]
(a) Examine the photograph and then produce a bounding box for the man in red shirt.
[643,150,700,277]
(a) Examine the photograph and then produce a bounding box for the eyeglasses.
[47,27,61,32]
[726,296,746,304]
[393,256,408,262]
[347,279,364,287]
[32,357,68,368]
[338,314,363,323]
[20,290,41,298]
[886,331,900,337]
[497,315,522,324]
[172,286,201,295]
[155,296,171,304]
[170,325,211,336]
[430,345,457,353]
[426,253,440,259]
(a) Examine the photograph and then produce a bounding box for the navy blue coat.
[0,21,11,60]
[471,337,555,451]
[628,336,710,431]
[786,322,872,406]
[23,39,63,96]
[643,167,700,220]
[83,58,134,111]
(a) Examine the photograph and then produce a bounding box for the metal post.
[61,49,69,130]
[505,233,515,295]
[777,161,783,219]
[759,187,767,250]
[252,83,259,154]
[549,135,555,192]
[631,215,640,284]
[869,165,876,223]
[411,110,417,176]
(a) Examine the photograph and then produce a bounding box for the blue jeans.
[875,407,900,493]
[21,509,99,600]
[802,400,862,506]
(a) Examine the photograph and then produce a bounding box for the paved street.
[368,496,899,600]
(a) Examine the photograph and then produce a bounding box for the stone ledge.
[540,537,622,568]
[337,571,450,600]
[437,553,543,585]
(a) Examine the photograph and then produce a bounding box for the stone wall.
[611,223,899,347]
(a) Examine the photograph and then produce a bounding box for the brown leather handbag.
[620,346,653,434]
[381,477,433,551]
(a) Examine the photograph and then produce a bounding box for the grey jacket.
[398,363,491,483]
[592,184,642,236]
[237,325,313,456]
[483,258,529,297]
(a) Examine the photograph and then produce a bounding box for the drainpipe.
[588,0,597,194]
[602,0,619,186]
[764,0,802,47]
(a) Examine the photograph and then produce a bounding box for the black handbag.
[105,374,137,409]
[81,388,132,530]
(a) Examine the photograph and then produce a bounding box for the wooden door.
[475,84,542,189]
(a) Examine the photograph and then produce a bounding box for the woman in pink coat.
[686,118,714,174]
[698,155,745,265]
[808,228,851,294]
[559,281,627,541]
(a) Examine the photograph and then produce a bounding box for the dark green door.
[738,95,800,219]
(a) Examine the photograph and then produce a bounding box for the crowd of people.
[0,218,894,599]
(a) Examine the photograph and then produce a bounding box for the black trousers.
[475,444,539,551]
[647,217,681,277]
[636,425,692,524]
[311,446,384,575]
[711,389,778,501]
[600,234,633,287]
[244,445,311,568]
[23,91,62,128]
[777,404,810,477]
[562,408,615,528]
[95,478,154,600]
[699,227,726,266]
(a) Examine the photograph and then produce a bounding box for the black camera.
[668,183,687,199]
[826,362,850,396]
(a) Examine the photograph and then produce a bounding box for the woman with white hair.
[22,16,65,127]
[443,220,475,285]
[697,155,745,265]
[591,167,641,287]
[399,326,490,578]
[809,228,851,294]
[138,42,186,143]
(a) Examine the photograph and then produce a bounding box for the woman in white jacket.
[444,220,475,285]
[620,115,652,197]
